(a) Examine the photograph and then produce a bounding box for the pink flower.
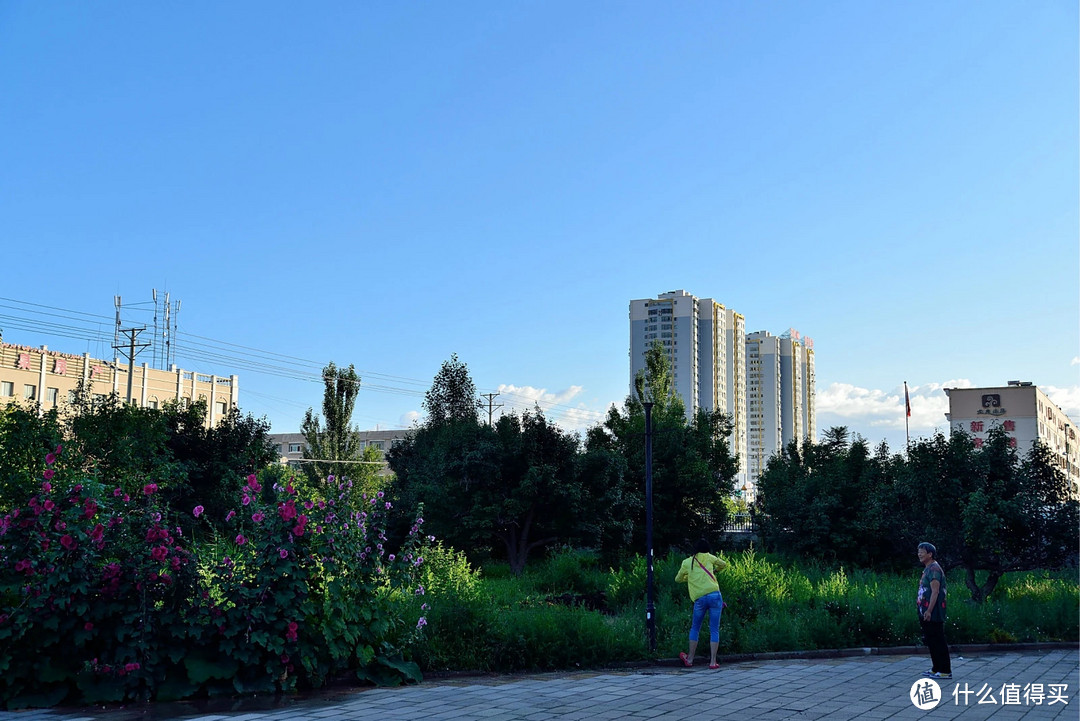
[388,554,396,562]
[278,548,288,559]
[42,482,52,493]
[286,621,299,641]
[416,617,427,628]
[279,500,298,522]
[55,444,63,454]
[235,534,246,546]
[90,524,104,541]
[143,483,157,495]
[42,469,55,480]
[113,488,122,497]
[252,512,265,523]
[45,453,56,465]
[225,510,236,521]
[286,483,295,495]
[242,494,251,506]
[151,546,168,561]
[415,585,425,596]
[292,524,304,537]
[193,505,204,518]
[303,501,314,510]
[123,494,130,502]
[60,534,76,551]
[43,500,55,511]
[84,622,94,630]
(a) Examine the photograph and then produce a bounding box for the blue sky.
[1,1,1077,451]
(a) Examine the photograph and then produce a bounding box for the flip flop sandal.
[679,652,693,667]
[709,663,720,670]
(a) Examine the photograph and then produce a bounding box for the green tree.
[0,404,63,513]
[390,356,630,572]
[595,341,739,553]
[897,427,1079,602]
[423,353,479,425]
[301,362,364,485]
[756,427,900,567]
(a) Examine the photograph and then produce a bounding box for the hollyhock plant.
[1,459,432,706]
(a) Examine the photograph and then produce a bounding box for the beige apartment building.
[0,341,238,428]
[944,382,1078,499]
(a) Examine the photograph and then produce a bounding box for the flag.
[904,382,911,418]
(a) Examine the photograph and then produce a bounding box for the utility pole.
[113,327,151,404]
[479,392,503,426]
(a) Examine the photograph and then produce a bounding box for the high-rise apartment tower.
[629,290,748,485]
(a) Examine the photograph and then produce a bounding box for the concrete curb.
[425,641,1078,679]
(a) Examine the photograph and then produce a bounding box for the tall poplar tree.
[301,361,364,484]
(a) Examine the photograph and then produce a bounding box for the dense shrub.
[0,451,429,709]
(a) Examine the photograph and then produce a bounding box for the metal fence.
[723,512,757,533]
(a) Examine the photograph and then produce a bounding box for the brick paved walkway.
[3,649,1075,720]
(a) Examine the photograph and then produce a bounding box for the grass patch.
[414,547,1078,672]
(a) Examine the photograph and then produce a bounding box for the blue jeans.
[689,591,723,643]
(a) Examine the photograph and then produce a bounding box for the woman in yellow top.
[674,538,728,669]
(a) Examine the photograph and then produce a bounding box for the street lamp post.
[643,400,656,653]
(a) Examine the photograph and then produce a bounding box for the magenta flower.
[235,534,246,545]
[151,546,168,561]
[286,621,299,641]
[45,453,56,465]
[252,512,265,523]
[43,500,55,511]
[388,554,395,562]
[242,494,251,506]
[415,585,425,596]
[84,622,94,631]
[60,534,76,551]
[41,482,52,493]
[43,469,55,480]
[113,488,122,497]
[143,483,157,495]
[225,510,236,521]
[193,505,204,518]
[416,617,427,628]
[55,444,63,454]
[278,548,288,559]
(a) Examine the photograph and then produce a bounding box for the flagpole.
[904,381,911,448]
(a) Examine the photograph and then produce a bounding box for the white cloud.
[399,410,421,427]
[494,383,611,433]
[1071,357,1080,366]
[816,380,972,432]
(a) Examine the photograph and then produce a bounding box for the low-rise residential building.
[0,340,238,428]
[269,430,410,467]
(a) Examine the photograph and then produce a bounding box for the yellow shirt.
[675,552,727,602]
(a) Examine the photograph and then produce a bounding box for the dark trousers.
[920,619,951,673]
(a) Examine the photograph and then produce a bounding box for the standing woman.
[675,538,728,669]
